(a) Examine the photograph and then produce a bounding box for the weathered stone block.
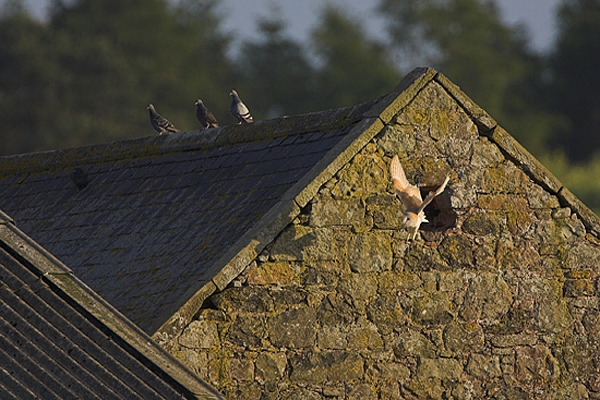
[566,241,600,269]
[255,352,287,383]
[247,261,299,285]
[394,329,437,359]
[366,362,411,382]
[583,309,600,337]
[347,323,384,350]
[443,321,484,353]
[348,231,393,273]
[564,279,595,297]
[564,269,592,279]
[417,358,463,380]
[525,181,560,209]
[405,244,448,271]
[438,234,475,268]
[377,381,403,400]
[477,193,509,210]
[470,137,505,168]
[480,162,528,194]
[317,326,348,349]
[228,314,266,348]
[462,210,503,236]
[439,271,466,292]
[174,349,208,377]
[369,195,403,230]
[366,294,404,335]
[412,291,454,326]
[338,272,378,303]
[449,168,480,208]
[178,319,219,349]
[332,153,389,198]
[466,353,502,379]
[289,351,363,383]
[210,286,273,313]
[531,278,573,334]
[310,198,365,227]
[229,357,254,382]
[515,345,560,386]
[268,306,317,348]
[316,292,357,326]
[490,333,537,348]
[460,273,512,324]
[227,382,262,400]
[376,124,416,158]
[270,225,336,261]
[506,210,534,236]
[347,383,377,400]
[270,288,308,311]
[553,384,589,400]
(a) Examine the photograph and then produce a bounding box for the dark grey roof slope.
[0,94,376,333]
[0,210,222,399]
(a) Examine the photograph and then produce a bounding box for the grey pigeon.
[195,99,219,129]
[147,104,180,135]
[229,89,253,124]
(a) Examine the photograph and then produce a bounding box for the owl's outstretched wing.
[390,156,422,210]
[418,175,450,213]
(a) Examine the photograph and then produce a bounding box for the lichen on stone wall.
[160,81,600,399]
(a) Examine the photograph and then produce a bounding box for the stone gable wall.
[159,82,600,399]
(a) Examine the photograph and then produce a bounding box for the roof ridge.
[0,101,378,178]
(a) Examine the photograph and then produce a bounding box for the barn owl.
[390,155,450,241]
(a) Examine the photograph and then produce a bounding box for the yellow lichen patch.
[247,261,299,286]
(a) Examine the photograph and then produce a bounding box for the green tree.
[48,0,232,142]
[312,5,402,110]
[378,0,560,156]
[237,12,316,119]
[549,0,600,161]
[0,1,58,155]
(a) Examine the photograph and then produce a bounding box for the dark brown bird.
[195,99,219,129]
[147,104,180,135]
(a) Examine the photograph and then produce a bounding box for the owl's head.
[402,211,428,240]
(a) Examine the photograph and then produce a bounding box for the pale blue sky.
[17,0,560,53]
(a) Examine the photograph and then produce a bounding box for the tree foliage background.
[1,0,599,212]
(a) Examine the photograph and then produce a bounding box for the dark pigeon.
[195,99,219,129]
[71,168,88,190]
[229,89,253,124]
[147,104,180,135]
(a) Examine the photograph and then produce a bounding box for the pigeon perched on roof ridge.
[229,89,253,124]
[194,99,219,130]
[390,155,450,242]
[147,104,180,135]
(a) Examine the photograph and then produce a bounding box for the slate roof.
[0,210,222,399]
[0,91,377,333]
